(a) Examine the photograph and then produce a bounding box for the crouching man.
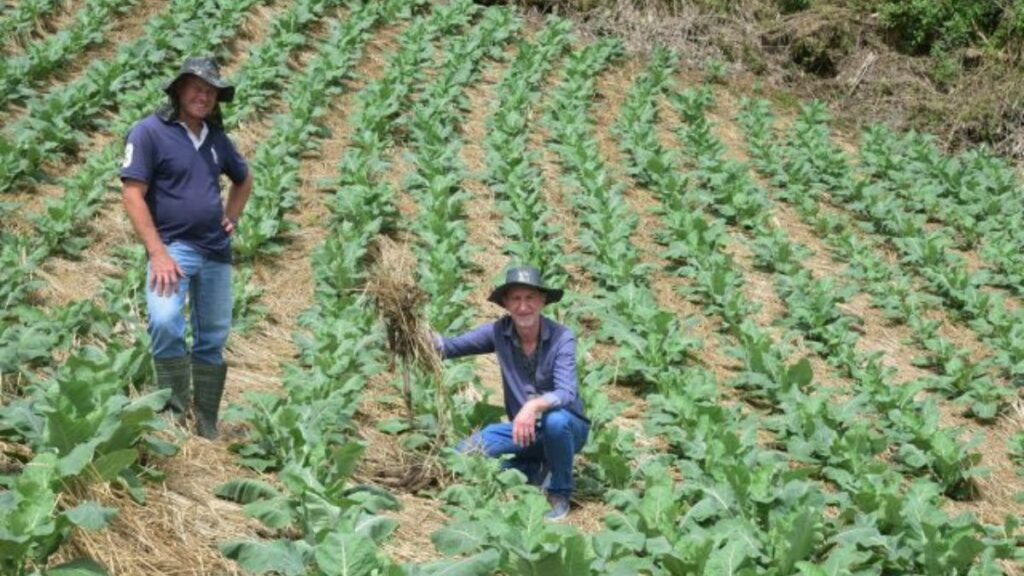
[435,265,590,521]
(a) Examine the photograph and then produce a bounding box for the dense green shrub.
[775,0,810,14]
[879,0,1005,54]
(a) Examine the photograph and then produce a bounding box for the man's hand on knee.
[512,408,537,447]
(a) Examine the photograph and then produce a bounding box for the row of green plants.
[216,3,506,573]
[855,125,1024,298]
[0,0,66,48]
[740,99,1015,423]
[614,46,1021,573]
[231,0,378,261]
[738,95,1024,508]
[481,17,571,281]
[539,38,676,506]
[739,98,1020,419]
[474,27,649,507]
[390,8,612,574]
[0,0,272,194]
[0,0,137,110]
[404,4,520,348]
[673,92,989,499]
[324,0,483,449]
[0,245,176,576]
[445,19,622,571]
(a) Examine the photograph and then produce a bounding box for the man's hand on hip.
[221,215,238,236]
[150,250,183,297]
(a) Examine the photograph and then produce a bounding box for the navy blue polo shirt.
[120,111,248,262]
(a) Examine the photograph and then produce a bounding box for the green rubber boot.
[192,361,227,439]
[153,356,190,425]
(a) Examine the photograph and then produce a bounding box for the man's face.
[503,286,545,331]
[177,75,219,121]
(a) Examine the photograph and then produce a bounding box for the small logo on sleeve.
[122,143,134,169]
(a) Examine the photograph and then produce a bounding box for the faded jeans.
[146,241,232,365]
[459,408,589,498]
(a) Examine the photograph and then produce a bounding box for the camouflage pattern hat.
[487,265,565,306]
[162,56,235,102]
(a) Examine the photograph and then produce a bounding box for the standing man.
[121,56,252,439]
[436,265,590,521]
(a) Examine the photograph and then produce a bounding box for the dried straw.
[365,236,449,453]
[366,236,442,379]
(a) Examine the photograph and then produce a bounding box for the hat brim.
[163,74,235,103]
[488,283,564,306]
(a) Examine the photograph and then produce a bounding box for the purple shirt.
[120,112,248,262]
[439,315,588,423]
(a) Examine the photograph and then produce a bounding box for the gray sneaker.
[544,495,570,522]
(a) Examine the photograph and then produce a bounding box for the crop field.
[0,0,1022,574]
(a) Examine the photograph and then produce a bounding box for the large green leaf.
[431,521,486,556]
[57,440,99,478]
[785,358,813,390]
[46,411,96,456]
[527,533,592,576]
[331,442,366,482]
[219,539,309,576]
[776,506,819,573]
[353,514,398,545]
[45,558,109,575]
[419,549,500,576]
[314,531,379,576]
[89,449,137,482]
[8,452,59,534]
[214,478,281,504]
[244,497,294,530]
[64,502,118,531]
[704,538,755,576]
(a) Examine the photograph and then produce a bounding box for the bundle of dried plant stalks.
[366,237,442,378]
[366,237,448,452]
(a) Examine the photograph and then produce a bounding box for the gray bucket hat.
[487,265,564,305]
[162,56,235,103]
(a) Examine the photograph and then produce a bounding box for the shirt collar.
[502,315,549,343]
[177,120,209,150]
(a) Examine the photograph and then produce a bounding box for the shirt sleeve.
[540,331,578,409]
[439,323,495,359]
[120,123,154,184]
[219,134,249,185]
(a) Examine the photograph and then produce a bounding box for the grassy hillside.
[507,0,1024,164]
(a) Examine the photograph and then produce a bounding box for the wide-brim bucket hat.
[162,56,235,103]
[487,265,564,305]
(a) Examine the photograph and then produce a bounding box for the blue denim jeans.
[459,408,589,498]
[146,241,232,365]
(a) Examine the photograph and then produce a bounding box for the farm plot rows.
[1,0,1022,574]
